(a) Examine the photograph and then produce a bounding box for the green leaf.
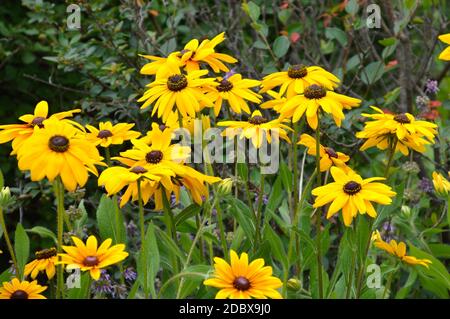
[264,226,288,269]
[174,204,201,227]
[325,27,348,46]
[361,61,385,85]
[236,163,248,182]
[0,268,13,284]
[0,169,4,189]
[96,194,126,244]
[26,226,57,245]
[245,1,260,21]
[138,223,160,298]
[279,162,292,194]
[378,37,397,47]
[226,197,255,242]
[66,272,91,299]
[345,0,359,15]
[395,270,417,299]
[273,36,290,58]
[277,9,292,25]
[178,265,211,298]
[14,223,30,279]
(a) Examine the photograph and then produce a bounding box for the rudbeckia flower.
[298,134,350,172]
[218,110,291,148]
[98,164,175,208]
[24,247,57,280]
[139,32,237,75]
[205,73,262,116]
[356,106,438,155]
[432,171,450,197]
[86,121,141,148]
[279,84,361,129]
[260,90,286,112]
[312,167,396,226]
[17,118,104,192]
[204,250,283,299]
[260,64,340,98]
[58,236,128,280]
[0,100,80,154]
[138,67,216,121]
[0,278,47,299]
[438,33,450,61]
[372,231,432,268]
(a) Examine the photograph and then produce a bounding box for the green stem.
[382,264,399,299]
[292,121,300,223]
[315,116,324,299]
[216,204,228,256]
[55,177,65,299]
[137,179,148,299]
[345,227,357,299]
[254,170,265,249]
[0,208,19,277]
[384,137,398,179]
[161,189,180,278]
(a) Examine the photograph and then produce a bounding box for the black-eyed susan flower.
[205,73,262,116]
[356,107,438,155]
[218,110,291,148]
[298,134,350,172]
[17,118,104,192]
[312,166,396,226]
[279,84,361,129]
[138,67,216,121]
[438,33,450,61]
[372,231,432,268]
[86,121,141,148]
[260,90,286,112]
[204,250,283,299]
[58,236,128,280]
[0,278,47,299]
[0,100,80,154]
[24,247,57,280]
[140,32,237,75]
[260,64,340,98]
[432,171,450,197]
[98,164,174,208]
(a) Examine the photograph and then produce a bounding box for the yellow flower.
[312,167,396,226]
[356,107,438,155]
[58,235,128,280]
[432,171,450,197]
[0,100,80,154]
[138,67,216,121]
[260,64,340,98]
[0,278,47,299]
[279,84,361,129]
[17,118,104,192]
[140,32,237,75]
[205,73,261,116]
[86,121,141,148]
[203,250,283,299]
[438,33,450,60]
[98,164,174,208]
[24,247,57,280]
[298,134,350,172]
[372,231,432,268]
[260,90,286,112]
[218,110,291,148]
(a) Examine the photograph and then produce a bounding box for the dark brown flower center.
[248,115,268,125]
[49,135,69,152]
[217,79,233,92]
[325,147,338,158]
[287,64,308,78]
[97,129,113,139]
[10,290,28,299]
[36,247,57,260]
[31,116,46,128]
[146,150,163,164]
[343,181,362,195]
[83,256,99,267]
[233,276,251,291]
[304,84,327,99]
[130,166,148,174]
[393,113,411,124]
[167,74,188,91]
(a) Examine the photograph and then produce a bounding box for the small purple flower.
[124,267,137,282]
[419,177,434,194]
[382,221,395,233]
[92,271,114,296]
[127,220,138,238]
[255,194,268,206]
[425,79,439,95]
[223,68,237,80]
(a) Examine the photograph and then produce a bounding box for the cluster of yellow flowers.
[0,31,448,299]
